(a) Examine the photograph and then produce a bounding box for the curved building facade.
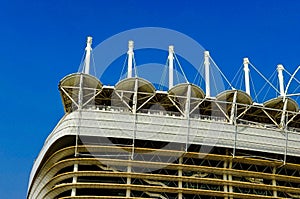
[27,38,300,199]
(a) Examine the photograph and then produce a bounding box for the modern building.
[27,37,300,199]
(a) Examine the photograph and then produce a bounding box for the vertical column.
[131,78,139,159]
[126,163,132,197]
[185,84,192,117]
[277,64,285,97]
[229,91,237,124]
[132,78,139,114]
[72,37,87,197]
[280,99,288,129]
[168,45,174,89]
[243,58,250,96]
[272,167,277,197]
[284,126,288,164]
[223,160,228,199]
[84,36,92,74]
[204,51,210,97]
[71,164,79,196]
[185,84,192,152]
[127,40,134,78]
[78,74,84,109]
[278,64,287,130]
[178,156,183,199]
[228,160,233,199]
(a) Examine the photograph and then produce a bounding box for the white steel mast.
[243,57,250,96]
[277,64,285,97]
[84,36,93,74]
[204,51,210,97]
[168,45,174,89]
[127,40,134,78]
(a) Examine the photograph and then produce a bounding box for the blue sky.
[1,0,300,198]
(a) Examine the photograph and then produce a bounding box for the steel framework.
[27,37,300,199]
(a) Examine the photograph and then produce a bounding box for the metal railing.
[83,104,300,133]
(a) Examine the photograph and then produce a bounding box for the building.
[27,37,300,199]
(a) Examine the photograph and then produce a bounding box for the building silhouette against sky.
[27,36,300,199]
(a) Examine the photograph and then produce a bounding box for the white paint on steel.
[168,45,174,89]
[71,163,78,196]
[127,40,134,78]
[230,90,237,124]
[84,36,92,74]
[178,156,183,199]
[204,51,210,97]
[272,167,277,197]
[243,58,250,96]
[277,64,285,97]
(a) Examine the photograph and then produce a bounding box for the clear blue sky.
[0,0,300,198]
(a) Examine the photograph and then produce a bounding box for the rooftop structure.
[27,37,300,199]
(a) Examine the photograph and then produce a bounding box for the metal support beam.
[287,112,298,126]
[131,78,139,159]
[262,109,279,127]
[243,58,250,96]
[277,64,285,97]
[185,84,192,152]
[133,78,138,114]
[178,156,183,199]
[272,167,277,197]
[78,74,84,108]
[236,105,251,119]
[204,51,211,97]
[74,74,84,157]
[190,98,205,114]
[126,162,132,197]
[167,95,186,116]
[136,94,156,112]
[82,89,102,108]
[114,91,133,111]
[284,121,288,164]
[230,91,237,124]
[168,45,174,89]
[60,87,79,109]
[71,163,78,196]
[228,160,233,199]
[233,102,238,158]
[223,160,228,199]
[84,36,92,74]
[214,102,231,122]
[280,98,288,129]
[127,40,134,78]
